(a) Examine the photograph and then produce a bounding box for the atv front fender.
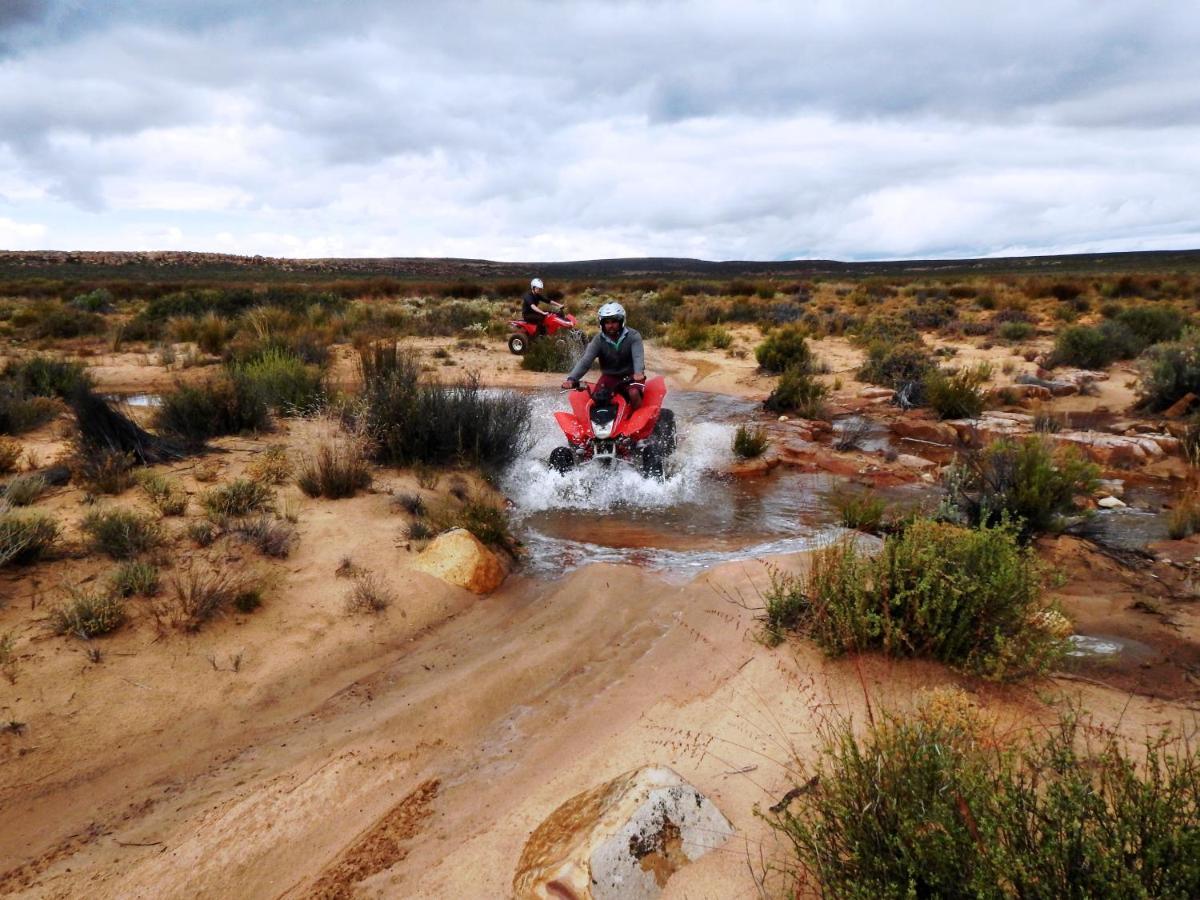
[554,411,587,444]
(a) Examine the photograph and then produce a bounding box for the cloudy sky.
[1,1,1198,261]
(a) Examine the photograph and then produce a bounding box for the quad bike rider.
[508,277,582,354]
[552,302,677,477]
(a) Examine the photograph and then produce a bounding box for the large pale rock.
[891,417,959,446]
[513,766,733,900]
[860,386,895,400]
[408,528,505,594]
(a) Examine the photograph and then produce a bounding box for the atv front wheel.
[641,446,665,479]
[652,408,677,455]
[508,334,528,355]
[549,446,575,474]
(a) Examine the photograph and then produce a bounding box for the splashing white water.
[502,392,736,516]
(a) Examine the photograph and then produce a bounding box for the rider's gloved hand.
[560,378,578,390]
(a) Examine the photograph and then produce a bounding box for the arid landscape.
[1,256,1198,897]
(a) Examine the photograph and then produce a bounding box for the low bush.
[856,341,935,390]
[1137,330,1200,412]
[428,493,519,555]
[755,324,814,374]
[1116,305,1187,346]
[830,489,887,534]
[0,385,58,436]
[50,589,125,639]
[924,364,990,420]
[345,572,394,614]
[997,320,1034,341]
[154,374,271,444]
[762,519,1066,678]
[110,560,160,597]
[763,368,828,418]
[296,422,372,499]
[246,445,293,484]
[1,474,46,507]
[202,478,274,519]
[165,564,262,631]
[0,509,60,567]
[520,335,579,373]
[0,438,19,474]
[81,508,164,559]
[138,472,187,515]
[230,347,325,414]
[1167,496,1200,540]
[1050,321,1138,368]
[229,515,296,558]
[665,323,732,352]
[943,436,1099,538]
[3,357,90,398]
[393,491,426,517]
[732,424,769,459]
[359,343,532,469]
[769,696,1200,899]
[73,447,136,495]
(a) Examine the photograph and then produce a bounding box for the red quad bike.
[549,376,677,478]
[507,310,585,356]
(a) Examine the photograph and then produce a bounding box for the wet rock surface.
[513,765,733,900]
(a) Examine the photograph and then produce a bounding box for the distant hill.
[1,248,1198,283]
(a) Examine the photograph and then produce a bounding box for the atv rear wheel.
[549,446,575,474]
[508,334,528,355]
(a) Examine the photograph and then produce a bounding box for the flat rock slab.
[513,766,734,900]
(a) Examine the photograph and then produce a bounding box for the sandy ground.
[3,332,1200,898]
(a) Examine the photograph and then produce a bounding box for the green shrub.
[81,508,164,559]
[50,589,125,638]
[857,341,935,389]
[1,474,46,507]
[732,424,768,459]
[925,364,990,420]
[830,489,887,534]
[943,436,1099,538]
[22,301,105,339]
[770,700,1200,900]
[230,347,324,414]
[359,343,531,469]
[110,560,160,597]
[138,472,187,516]
[1116,305,1187,346]
[1137,331,1200,412]
[1051,321,1138,368]
[202,478,274,519]
[997,320,1034,341]
[764,368,828,417]
[196,312,232,355]
[154,373,271,443]
[755,324,814,374]
[665,323,732,351]
[0,510,60,567]
[519,335,579,373]
[763,519,1066,678]
[3,356,91,397]
[428,493,518,555]
[0,385,58,436]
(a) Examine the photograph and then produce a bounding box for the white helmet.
[530,278,544,290]
[598,301,626,325]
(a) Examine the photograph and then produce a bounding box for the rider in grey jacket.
[561,302,646,409]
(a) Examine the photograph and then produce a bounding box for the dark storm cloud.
[0,1,1197,258]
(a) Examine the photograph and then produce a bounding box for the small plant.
[832,417,871,452]
[924,363,990,420]
[1,474,46,507]
[1050,321,1138,369]
[392,491,427,517]
[110,560,160,597]
[1032,407,1067,433]
[344,572,394,614]
[186,519,217,547]
[50,588,126,639]
[428,493,518,554]
[0,509,60,567]
[943,436,1100,538]
[230,347,325,414]
[763,368,828,418]
[732,424,769,459]
[754,324,814,374]
[857,341,936,389]
[0,631,16,683]
[166,564,261,631]
[73,448,136,495]
[246,445,293,484]
[0,437,23,474]
[296,422,372,499]
[229,515,296,558]
[830,488,887,533]
[1137,330,1200,412]
[202,478,275,519]
[520,335,579,373]
[154,373,271,444]
[1167,496,1200,540]
[407,519,434,541]
[138,472,188,516]
[81,508,164,559]
[762,519,1066,678]
[997,320,1034,341]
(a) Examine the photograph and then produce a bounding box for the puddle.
[105,392,162,407]
[1067,633,1157,663]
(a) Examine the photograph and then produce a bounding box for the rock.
[728,452,780,478]
[1098,496,1127,509]
[408,528,506,594]
[777,415,788,422]
[895,453,935,470]
[513,766,733,900]
[1096,478,1125,497]
[890,417,958,446]
[859,387,895,400]
[1163,393,1198,419]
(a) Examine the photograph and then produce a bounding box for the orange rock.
[408,528,506,594]
[890,416,958,446]
[1163,393,1197,419]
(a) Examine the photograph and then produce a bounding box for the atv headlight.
[592,421,614,439]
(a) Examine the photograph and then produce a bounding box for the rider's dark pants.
[596,373,644,410]
[524,313,547,336]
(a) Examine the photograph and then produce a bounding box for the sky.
[0,0,1198,262]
